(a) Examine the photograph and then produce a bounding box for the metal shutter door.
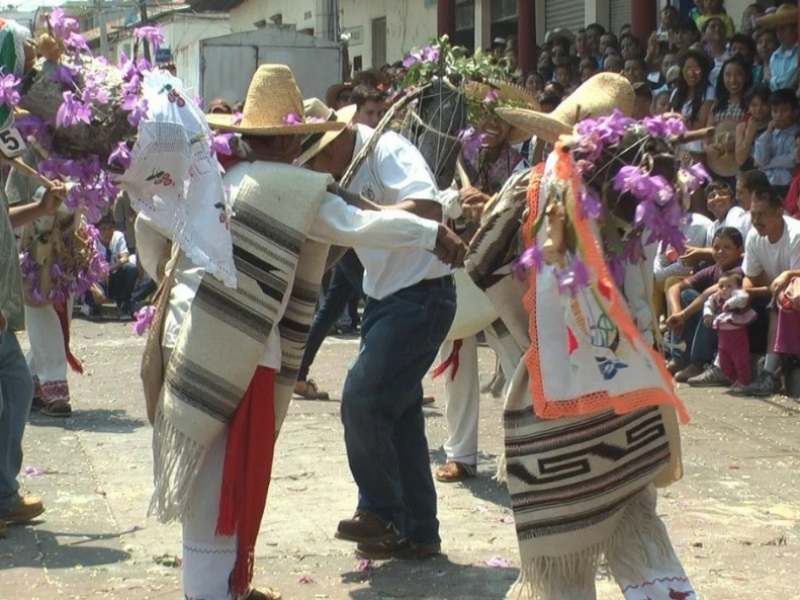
[610,0,632,37]
[544,0,586,33]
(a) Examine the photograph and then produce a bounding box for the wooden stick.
[0,155,56,190]
[456,156,470,188]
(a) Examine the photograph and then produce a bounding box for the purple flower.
[457,127,486,163]
[52,64,77,85]
[283,113,302,125]
[132,305,157,336]
[122,96,149,127]
[193,95,203,107]
[621,237,645,264]
[64,32,89,53]
[134,26,165,53]
[511,245,544,281]
[55,92,91,128]
[108,141,132,169]
[421,46,440,63]
[48,8,80,42]
[117,51,138,82]
[210,132,233,156]
[483,88,500,105]
[402,52,421,68]
[0,72,21,110]
[232,112,243,125]
[15,114,46,140]
[680,162,710,194]
[555,258,590,296]
[606,257,626,287]
[578,189,602,220]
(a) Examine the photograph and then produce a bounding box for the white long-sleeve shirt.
[137,161,440,370]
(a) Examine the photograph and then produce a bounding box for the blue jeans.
[671,288,717,366]
[298,250,364,381]
[0,330,34,512]
[85,262,138,308]
[341,277,456,544]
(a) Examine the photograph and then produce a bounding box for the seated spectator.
[753,27,778,86]
[653,210,713,319]
[740,3,766,38]
[702,17,731,88]
[738,187,800,396]
[351,85,386,128]
[783,131,800,219]
[754,88,799,196]
[657,4,679,44]
[689,0,704,24]
[652,90,672,114]
[649,51,678,92]
[85,214,138,320]
[208,98,232,115]
[579,57,597,83]
[624,57,647,85]
[696,0,736,40]
[759,5,798,92]
[705,55,749,179]
[574,28,592,61]
[736,168,771,213]
[730,33,757,68]
[599,32,619,59]
[585,22,606,65]
[674,17,702,56]
[554,64,573,91]
[666,227,745,380]
[671,50,715,162]
[632,82,652,119]
[735,83,771,170]
[604,54,623,73]
[619,33,643,61]
[523,71,545,96]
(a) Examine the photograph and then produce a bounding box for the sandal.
[40,401,73,418]
[293,379,330,400]
[434,462,476,483]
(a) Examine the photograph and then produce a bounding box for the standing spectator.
[352,85,386,128]
[599,32,619,58]
[585,23,606,65]
[674,18,702,56]
[658,4,679,43]
[754,88,799,197]
[754,27,779,86]
[703,17,731,87]
[740,3,766,38]
[523,71,545,96]
[758,5,799,92]
[671,50,715,161]
[632,82,653,119]
[730,33,757,68]
[85,214,138,320]
[735,83,771,170]
[574,28,593,62]
[705,55,749,180]
[619,33,643,61]
[696,0,736,39]
[739,187,800,396]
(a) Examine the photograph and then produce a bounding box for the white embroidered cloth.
[117,70,236,288]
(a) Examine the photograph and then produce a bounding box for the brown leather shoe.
[0,495,45,524]
[335,510,398,543]
[40,401,72,418]
[435,462,476,483]
[293,379,330,400]
[246,588,282,600]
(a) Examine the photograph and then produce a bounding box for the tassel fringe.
[494,451,508,483]
[148,408,208,523]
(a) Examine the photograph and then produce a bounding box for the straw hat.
[465,80,540,144]
[296,98,358,166]
[706,120,739,178]
[206,65,346,136]
[757,4,798,28]
[495,73,635,144]
[326,81,354,108]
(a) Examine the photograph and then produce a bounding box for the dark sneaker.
[335,510,399,543]
[741,370,780,397]
[674,363,704,383]
[687,365,731,388]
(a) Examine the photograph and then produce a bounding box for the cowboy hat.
[706,120,739,178]
[326,81,354,108]
[756,4,798,28]
[206,65,346,136]
[495,73,635,144]
[465,80,540,144]
[296,98,358,166]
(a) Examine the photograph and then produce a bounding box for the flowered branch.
[512,111,710,297]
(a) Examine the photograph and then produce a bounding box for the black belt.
[410,275,455,290]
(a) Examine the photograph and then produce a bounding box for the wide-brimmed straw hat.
[757,4,798,28]
[296,98,358,166]
[706,120,739,178]
[206,65,345,136]
[465,80,540,144]
[495,73,635,144]
[326,81,354,108]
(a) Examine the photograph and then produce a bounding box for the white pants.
[440,329,516,465]
[182,430,241,600]
[25,302,72,403]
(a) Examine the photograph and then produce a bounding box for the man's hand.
[666,311,687,329]
[40,183,66,214]
[703,315,713,329]
[767,119,777,133]
[678,246,709,268]
[771,271,793,295]
[433,223,468,269]
[458,186,490,224]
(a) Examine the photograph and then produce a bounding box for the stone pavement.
[1,316,799,600]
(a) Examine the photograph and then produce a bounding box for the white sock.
[764,353,780,373]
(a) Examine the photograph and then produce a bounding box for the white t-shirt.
[348,124,450,299]
[654,212,712,283]
[706,205,752,245]
[96,230,129,265]
[743,216,800,282]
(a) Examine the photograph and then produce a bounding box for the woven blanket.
[464,164,684,597]
[150,161,332,523]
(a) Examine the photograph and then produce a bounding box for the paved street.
[1,316,799,600]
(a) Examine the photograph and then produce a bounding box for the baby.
[703,272,757,389]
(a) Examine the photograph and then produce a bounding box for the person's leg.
[339,283,455,539]
[0,330,35,516]
[24,305,70,410]
[716,333,737,385]
[744,309,782,396]
[437,336,480,481]
[673,289,703,380]
[730,328,752,386]
[108,263,139,307]
[606,486,694,600]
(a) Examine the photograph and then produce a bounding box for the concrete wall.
[230,0,317,34]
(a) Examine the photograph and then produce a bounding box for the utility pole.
[96,0,109,58]
[139,0,151,63]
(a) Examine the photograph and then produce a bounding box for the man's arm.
[744,273,772,297]
[108,234,130,273]
[392,199,443,222]
[8,185,66,228]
